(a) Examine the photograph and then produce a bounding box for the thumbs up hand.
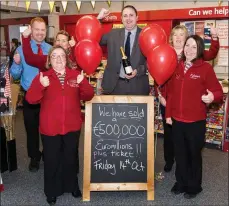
[201,89,214,104]
[77,70,84,84]
[40,72,50,87]
[13,53,21,64]
[69,36,76,47]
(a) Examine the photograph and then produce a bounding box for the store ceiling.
[0,1,113,13]
[0,1,50,14]
[0,1,226,15]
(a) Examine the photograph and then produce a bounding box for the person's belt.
[119,77,126,80]
[119,77,129,82]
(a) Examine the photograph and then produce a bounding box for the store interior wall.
[1,1,228,19]
[8,25,21,50]
[0,27,5,43]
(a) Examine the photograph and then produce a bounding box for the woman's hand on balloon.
[77,70,84,84]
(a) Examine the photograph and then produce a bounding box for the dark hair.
[11,38,19,47]
[121,5,138,16]
[181,35,205,62]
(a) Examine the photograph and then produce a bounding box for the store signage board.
[100,6,228,22]
[83,96,154,201]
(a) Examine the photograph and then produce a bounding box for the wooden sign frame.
[83,95,154,201]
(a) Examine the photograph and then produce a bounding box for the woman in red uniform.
[155,25,219,173]
[166,35,223,199]
[26,46,94,205]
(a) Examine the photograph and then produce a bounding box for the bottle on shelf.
[120,46,133,75]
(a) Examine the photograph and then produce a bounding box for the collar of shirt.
[30,39,46,52]
[177,53,182,61]
[184,61,193,74]
[125,26,137,36]
[184,61,193,68]
[55,71,66,77]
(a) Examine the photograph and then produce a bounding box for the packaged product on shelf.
[96,71,103,95]
[89,81,97,88]
[207,113,224,125]
[205,128,223,143]
[80,100,85,106]
[154,119,164,133]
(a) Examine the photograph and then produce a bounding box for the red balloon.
[139,24,167,57]
[147,44,177,85]
[75,15,102,42]
[74,39,102,75]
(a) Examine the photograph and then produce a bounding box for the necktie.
[37,44,43,55]
[125,32,131,58]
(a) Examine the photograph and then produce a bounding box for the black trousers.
[172,119,206,193]
[41,131,80,197]
[1,127,8,173]
[23,95,41,161]
[160,105,174,165]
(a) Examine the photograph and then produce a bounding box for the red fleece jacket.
[155,38,220,98]
[165,59,223,122]
[26,68,94,136]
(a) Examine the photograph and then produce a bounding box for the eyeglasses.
[50,54,66,59]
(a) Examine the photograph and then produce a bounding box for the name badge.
[190,74,200,79]
[67,79,79,88]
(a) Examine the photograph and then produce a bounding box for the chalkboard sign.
[91,103,147,183]
[83,96,154,201]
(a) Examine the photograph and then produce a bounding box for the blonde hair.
[45,46,71,69]
[169,25,188,46]
[55,30,70,41]
[30,17,46,26]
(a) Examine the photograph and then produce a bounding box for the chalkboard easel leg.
[82,189,90,201]
[147,189,154,200]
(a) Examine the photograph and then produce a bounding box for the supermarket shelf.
[204,142,222,150]
[152,90,227,151]
[155,116,162,120]
[206,124,223,130]
[208,111,224,114]
[205,139,221,145]
[155,130,164,134]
